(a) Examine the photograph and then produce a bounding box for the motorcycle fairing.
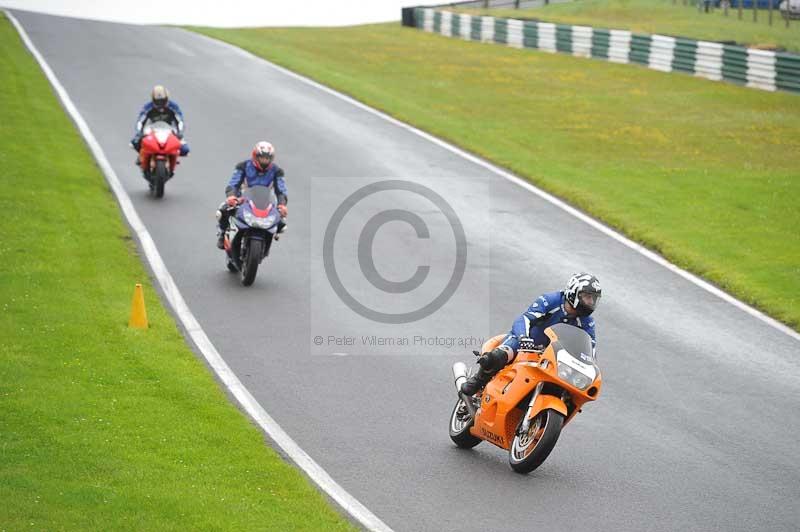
[470,324,602,449]
[138,121,182,174]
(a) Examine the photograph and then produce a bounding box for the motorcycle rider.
[461,273,601,396]
[130,85,190,165]
[216,141,288,249]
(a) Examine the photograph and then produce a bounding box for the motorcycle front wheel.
[508,409,563,474]
[153,159,167,198]
[449,398,481,449]
[241,238,263,286]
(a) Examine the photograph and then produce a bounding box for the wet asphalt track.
[12,10,800,531]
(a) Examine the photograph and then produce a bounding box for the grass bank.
[460,0,800,52]
[190,22,800,330]
[0,13,353,530]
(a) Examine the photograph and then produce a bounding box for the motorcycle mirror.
[472,350,481,357]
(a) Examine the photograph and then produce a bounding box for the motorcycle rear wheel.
[449,398,481,449]
[508,409,563,474]
[241,238,263,286]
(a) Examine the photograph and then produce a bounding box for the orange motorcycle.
[449,323,602,473]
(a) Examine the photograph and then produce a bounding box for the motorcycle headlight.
[242,209,256,226]
[154,130,170,146]
[557,361,593,391]
[243,209,276,229]
[556,348,597,391]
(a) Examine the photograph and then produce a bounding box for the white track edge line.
[6,11,394,532]
[185,28,800,343]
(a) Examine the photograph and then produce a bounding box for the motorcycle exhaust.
[453,362,477,419]
[452,362,468,392]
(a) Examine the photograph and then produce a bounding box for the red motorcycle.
[137,121,182,198]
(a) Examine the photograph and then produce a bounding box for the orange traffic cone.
[128,283,149,329]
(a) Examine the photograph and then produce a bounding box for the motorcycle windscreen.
[143,120,175,135]
[243,185,276,210]
[549,323,594,364]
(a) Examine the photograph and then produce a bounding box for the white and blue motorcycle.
[219,185,282,286]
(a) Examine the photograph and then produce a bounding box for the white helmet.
[151,85,169,109]
[251,141,275,171]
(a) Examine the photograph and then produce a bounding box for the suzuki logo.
[480,427,505,445]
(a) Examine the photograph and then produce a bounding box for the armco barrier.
[404,7,800,94]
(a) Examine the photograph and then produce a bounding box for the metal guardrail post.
[768,0,773,25]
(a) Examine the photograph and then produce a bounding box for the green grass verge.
[459,0,800,52]
[0,13,354,530]
[188,22,800,330]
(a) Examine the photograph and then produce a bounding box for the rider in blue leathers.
[216,141,288,249]
[130,85,190,157]
[461,273,602,396]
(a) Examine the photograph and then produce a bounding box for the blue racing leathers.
[225,160,288,206]
[131,101,189,155]
[133,101,185,137]
[501,291,597,359]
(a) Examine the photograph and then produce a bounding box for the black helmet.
[151,85,169,109]
[564,273,602,317]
